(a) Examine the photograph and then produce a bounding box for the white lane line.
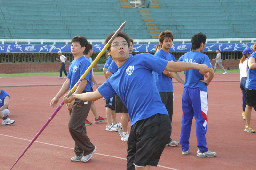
[0,133,178,170]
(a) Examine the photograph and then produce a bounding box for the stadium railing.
[1,38,256,45]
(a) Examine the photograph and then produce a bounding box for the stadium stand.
[0,0,255,40]
[0,0,255,73]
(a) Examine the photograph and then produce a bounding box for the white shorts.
[1,109,10,117]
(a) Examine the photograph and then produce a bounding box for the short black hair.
[71,36,89,54]
[84,44,93,55]
[104,32,130,51]
[191,32,206,50]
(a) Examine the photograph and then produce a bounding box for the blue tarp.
[0,43,254,53]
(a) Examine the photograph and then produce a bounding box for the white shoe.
[167,140,179,147]
[105,124,118,132]
[81,146,97,163]
[197,149,216,157]
[2,118,15,125]
[222,72,227,74]
[70,155,83,162]
[111,122,121,132]
[121,132,129,141]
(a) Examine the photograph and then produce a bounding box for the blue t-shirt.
[89,57,92,63]
[98,53,168,126]
[245,52,256,90]
[104,56,113,69]
[153,49,176,92]
[0,90,9,108]
[67,56,93,91]
[107,54,133,74]
[107,60,118,74]
[178,51,212,92]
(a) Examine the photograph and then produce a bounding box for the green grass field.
[0,69,239,77]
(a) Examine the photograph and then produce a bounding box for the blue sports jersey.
[89,57,92,63]
[0,90,9,108]
[178,51,212,92]
[107,54,133,74]
[153,49,176,92]
[67,56,93,91]
[104,56,113,69]
[245,52,256,90]
[107,60,118,74]
[98,53,169,126]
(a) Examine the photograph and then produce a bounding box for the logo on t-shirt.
[126,66,134,75]
[73,65,78,73]
[184,58,196,63]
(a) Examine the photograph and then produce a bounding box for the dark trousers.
[60,62,67,77]
[69,99,95,156]
[159,92,173,142]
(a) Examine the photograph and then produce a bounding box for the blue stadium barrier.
[0,43,254,53]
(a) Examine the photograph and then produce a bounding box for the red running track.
[0,73,255,170]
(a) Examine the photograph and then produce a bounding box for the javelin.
[10,21,126,170]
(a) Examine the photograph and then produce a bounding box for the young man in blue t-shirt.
[178,32,216,158]
[84,44,106,125]
[244,51,256,133]
[102,50,121,132]
[106,37,134,142]
[64,32,213,170]
[0,90,15,125]
[153,30,184,147]
[50,36,96,163]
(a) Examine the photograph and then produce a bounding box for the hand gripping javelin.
[10,21,126,170]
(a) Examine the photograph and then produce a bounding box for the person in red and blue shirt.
[178,32,216,157]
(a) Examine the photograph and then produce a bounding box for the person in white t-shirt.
[213,49,227,74]
[56,51,67,78]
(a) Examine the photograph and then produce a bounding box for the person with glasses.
[64,32,213,170]
[106,37,134,142]
[153,30,184,147]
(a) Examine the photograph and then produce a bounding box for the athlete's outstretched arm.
[164,61,213,76]
[64,89,103,103]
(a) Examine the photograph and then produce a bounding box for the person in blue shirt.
[106,37,134,142]
[0,90,15,125]
[84,44,106,125]
[64,32,213,170]
[178,32,216,158]
[239,47,254,120]
[244,46,256,133]
[153,30,184,147]
[102,50,121,132]
[50,36,96,163]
